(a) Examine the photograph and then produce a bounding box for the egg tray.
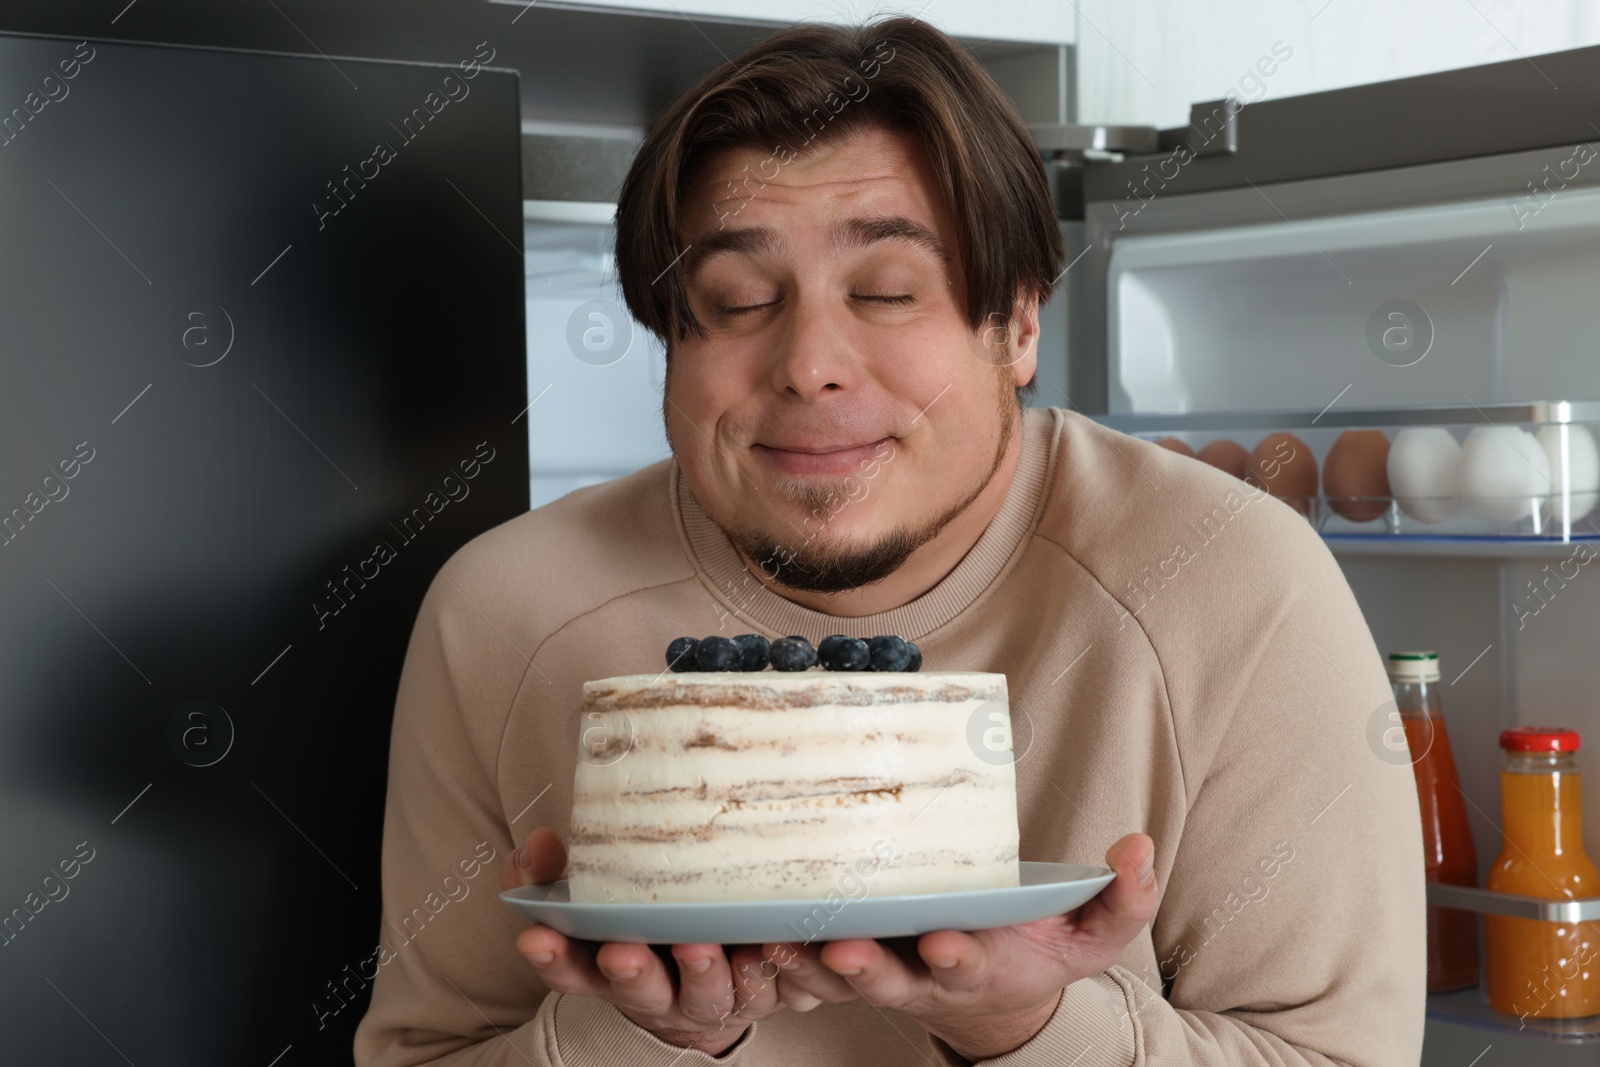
[1092,401,1600,542]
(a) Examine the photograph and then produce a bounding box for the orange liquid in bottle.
[1401,712,1479,991]
[1486,761,1600,1019]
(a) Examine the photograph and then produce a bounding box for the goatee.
[724,397,1016,595]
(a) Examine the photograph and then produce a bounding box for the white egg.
[1535,424,1600,522]
[1387,428,1461,524]
[1461,427,1552,523]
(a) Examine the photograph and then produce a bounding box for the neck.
[735,414,1025,618]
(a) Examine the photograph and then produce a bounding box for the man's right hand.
[500,826,790,1056]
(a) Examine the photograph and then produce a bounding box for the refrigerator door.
[0,30,527,1065]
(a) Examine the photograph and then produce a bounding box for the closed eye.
[717,293,915,316]
[717,301,779,317]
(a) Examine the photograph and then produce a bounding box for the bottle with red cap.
[1485,726,1600,1020]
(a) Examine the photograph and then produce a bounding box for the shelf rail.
[1426,882,1600,923]
[1091,400,1600,433]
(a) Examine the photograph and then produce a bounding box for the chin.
[732,523,922,594]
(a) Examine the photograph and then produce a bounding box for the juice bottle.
[1388,651,1479,992]
[1485,726,1600,1020]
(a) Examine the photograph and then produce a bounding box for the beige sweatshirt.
[352,405,1426,1067]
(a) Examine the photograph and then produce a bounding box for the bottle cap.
[1386,651,1441,683]
[1500,726,1581,752]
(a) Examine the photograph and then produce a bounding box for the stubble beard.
[721,391,1018,595]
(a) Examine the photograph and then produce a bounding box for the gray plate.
[498,862,1116,944]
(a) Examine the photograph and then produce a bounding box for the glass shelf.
[1097,401,1600,432]
[1093,401,1600,550]
[1428,988,1600,1043]
[1324,536,1600,558]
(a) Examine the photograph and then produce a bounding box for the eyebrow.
[679,214,951,281]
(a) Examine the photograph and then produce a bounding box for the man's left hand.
[762,833,1158,1062]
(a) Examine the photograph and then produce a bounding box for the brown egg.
[1246,432,1317,515]
[1154,436,1195,458]
[1323,430,1391,523]
[1197,439,1249,480]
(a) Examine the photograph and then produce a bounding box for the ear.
[979,294,1042,385]
[1008,293,1041,390]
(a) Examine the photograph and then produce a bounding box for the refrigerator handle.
[1029,123,1161,222]
[1028,123,1162,156]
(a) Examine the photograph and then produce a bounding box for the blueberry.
[866,635,913,672]
[906,642,922,672]
[821,636,870,671]
[818,635,850,661]
[695,635,741,671]
[665,636,700,672]
[731,633,770,671]
[769,636,817,671]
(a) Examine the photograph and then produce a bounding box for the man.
[354,15,1424,1067]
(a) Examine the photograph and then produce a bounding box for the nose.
[766,295,862,401]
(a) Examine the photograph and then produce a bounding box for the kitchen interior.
[5,0,1600,1063]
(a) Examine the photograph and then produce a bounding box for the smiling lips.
[752,437,893,477]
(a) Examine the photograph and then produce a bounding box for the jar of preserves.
[1485,726,1600,1020]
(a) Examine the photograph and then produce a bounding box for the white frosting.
[568,670,1020,904]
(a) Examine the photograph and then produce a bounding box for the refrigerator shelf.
[1324,536,1600,558]
[1426,882,1600,923]
[1095,401,1600,432]
[1091,402,1600,542]
[1422,884,1600,1040]
[1426,988,1600,1044]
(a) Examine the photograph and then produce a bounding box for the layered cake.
[568,659,1020,904]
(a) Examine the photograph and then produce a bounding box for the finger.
[915,929,991,993]
[515,924,609,997]
[529,827,570,882]
[760,943,823,1012]
[501,826,569,890]
[778,979,823,1012]
[670,943,736,1027]
[500,852,521,892]
[500,841,534,892]
[728,944,783,1021]
[1079,833,1160,942]
[761,941,859,1005]
[595,941,678,1017]
[819,938,926,1007]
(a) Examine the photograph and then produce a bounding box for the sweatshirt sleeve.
[928,537,1428,1067]
[351,553,763,1066]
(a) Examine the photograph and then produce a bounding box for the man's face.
[665,125,1037,593]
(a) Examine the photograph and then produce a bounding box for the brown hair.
[612,15,1064,394]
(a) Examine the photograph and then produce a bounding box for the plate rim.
[499,861,1115,910]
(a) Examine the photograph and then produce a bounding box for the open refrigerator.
[1045,41,1600,1064]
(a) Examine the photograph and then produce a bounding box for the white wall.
[1076,0,1600,129]
[531,0,1074,44]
